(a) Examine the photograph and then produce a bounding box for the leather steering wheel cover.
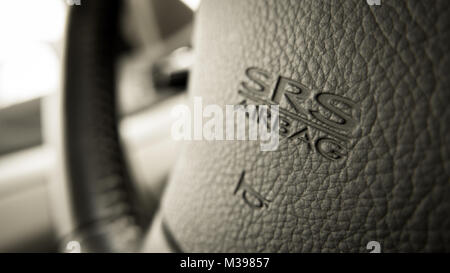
[160,0,450,252]
[63,1,143,252]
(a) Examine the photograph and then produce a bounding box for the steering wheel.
[54,0,450,252]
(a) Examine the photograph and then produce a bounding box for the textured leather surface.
[161,0,450,252]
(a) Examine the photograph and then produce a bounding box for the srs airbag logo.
[237,67,360,161]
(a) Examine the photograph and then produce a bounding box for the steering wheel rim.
[60,0,144,252]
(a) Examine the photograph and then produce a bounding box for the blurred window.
[0,0,66,108]
[0,0,67,155]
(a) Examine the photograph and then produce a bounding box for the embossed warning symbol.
[234,171,272,209]
[237,67,360,160]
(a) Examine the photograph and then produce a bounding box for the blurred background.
[0,0,197,252]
